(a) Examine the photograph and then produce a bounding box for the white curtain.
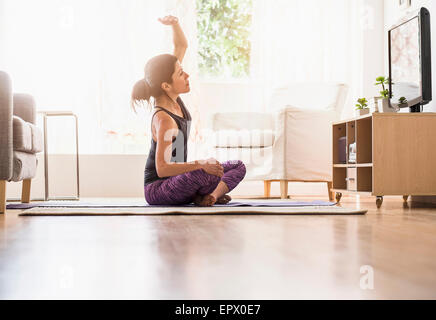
[250,0,366,117]
[0,0,203,155]
[0,0,369,157]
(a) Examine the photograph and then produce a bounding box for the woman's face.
[169,61,190,94]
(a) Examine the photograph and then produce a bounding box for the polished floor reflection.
[1,196,436,299]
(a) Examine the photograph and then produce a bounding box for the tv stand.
[331,112,436,208]
[410,104,423,113]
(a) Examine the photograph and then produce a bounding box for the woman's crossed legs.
[144,160,246,206]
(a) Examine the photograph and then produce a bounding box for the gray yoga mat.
[7,200,336,210]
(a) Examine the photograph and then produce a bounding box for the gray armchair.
[0,71,43,213]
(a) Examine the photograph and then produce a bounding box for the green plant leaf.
[196,0,252,78]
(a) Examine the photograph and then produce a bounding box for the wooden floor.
[1,195,436,299]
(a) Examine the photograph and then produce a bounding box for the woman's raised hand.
[200,158,224,177]
[158,14,187,62]
[158,15,179,26]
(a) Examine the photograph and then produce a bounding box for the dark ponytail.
[131,79,151,113]
[131,54,178,113]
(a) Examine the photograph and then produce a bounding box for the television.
[389,7,432,112]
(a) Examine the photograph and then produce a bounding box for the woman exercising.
[131,15,246,207]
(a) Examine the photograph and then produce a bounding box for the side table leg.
[43,115,49,201]
[74,114,80,199]
[327,181,334,201]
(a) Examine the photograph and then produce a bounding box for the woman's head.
[131,54,190,111]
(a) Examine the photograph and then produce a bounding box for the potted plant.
[355,98,370,116]
[398,96,408,109]
[374,76,397,112]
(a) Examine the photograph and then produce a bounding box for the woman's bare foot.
[216,194,232,205]
[194,194,217,207]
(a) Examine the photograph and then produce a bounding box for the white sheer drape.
[250,0,366,117]
[0,0,368,156]
[0,0,203,155]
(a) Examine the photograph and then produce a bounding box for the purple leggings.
[144,160,246,205]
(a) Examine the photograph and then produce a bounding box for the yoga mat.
[7,200,336,209]
[19,206,367,216]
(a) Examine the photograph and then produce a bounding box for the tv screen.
[389,8,432,111]
[390,17,421,106]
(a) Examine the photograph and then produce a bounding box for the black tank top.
[144,97,192,186]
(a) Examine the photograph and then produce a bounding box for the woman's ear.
[161,82,171,91]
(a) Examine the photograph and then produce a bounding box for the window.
[196,0,253,79]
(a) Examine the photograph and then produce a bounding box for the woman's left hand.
[158,15,179,26]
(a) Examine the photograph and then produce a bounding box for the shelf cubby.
[333,167,347,190]
[357,167,372,192]
[356,117,372,164]
[346,121,356,165]
[333,123,346,165]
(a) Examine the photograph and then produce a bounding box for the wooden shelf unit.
[331,112,436,207]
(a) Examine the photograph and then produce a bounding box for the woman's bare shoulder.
[152,110,178,132]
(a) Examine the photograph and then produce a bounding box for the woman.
[131,15,246,207]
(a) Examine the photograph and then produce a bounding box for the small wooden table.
[331,112,436,208]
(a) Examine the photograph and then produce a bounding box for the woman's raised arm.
[158,15,188,63]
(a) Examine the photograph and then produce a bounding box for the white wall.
[363,0,386,101]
